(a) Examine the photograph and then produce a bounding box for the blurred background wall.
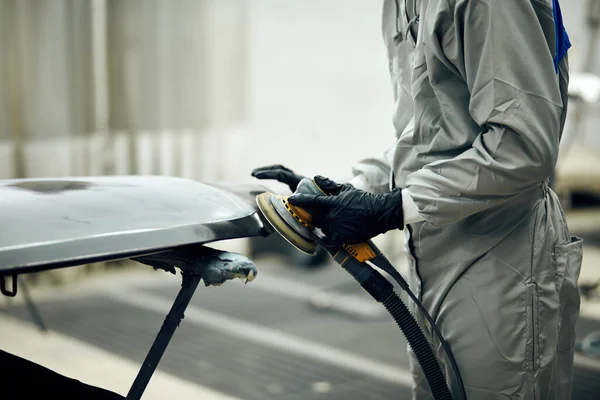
[0,0,400,187]
[0,0,247,181]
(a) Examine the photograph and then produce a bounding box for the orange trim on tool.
[343,243,377,262]
[282,196,314,229]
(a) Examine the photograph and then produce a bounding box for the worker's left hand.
[251,164,305,192]
[288,176,404,246]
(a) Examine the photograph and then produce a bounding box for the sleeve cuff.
[402,190,424,225]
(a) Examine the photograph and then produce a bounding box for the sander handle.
[292,177,380,263]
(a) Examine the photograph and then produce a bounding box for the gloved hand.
[305,174,355,196]
[251,164,305,192]
[288,176,404,246]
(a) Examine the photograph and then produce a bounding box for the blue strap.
[553,0,571,73]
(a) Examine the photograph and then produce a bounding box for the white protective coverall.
[349,0,584,398]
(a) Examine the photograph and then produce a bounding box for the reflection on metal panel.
[0,176,270,273]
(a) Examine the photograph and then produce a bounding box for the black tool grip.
[342,257,394,303]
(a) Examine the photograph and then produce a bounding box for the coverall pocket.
[554,236,583,351]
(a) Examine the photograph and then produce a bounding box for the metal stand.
[126,270,202,400]
[124,245,257,400]
[0,275,47,332]
[20,277,48,332]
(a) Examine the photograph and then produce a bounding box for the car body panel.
[0,176,271,275]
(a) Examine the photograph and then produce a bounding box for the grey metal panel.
[0,176,271,274]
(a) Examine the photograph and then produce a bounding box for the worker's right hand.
[251,164,305,192]
[288,175,404,246]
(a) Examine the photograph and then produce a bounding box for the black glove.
[308,175,355,196]
[288,176,404,246]
[251,164,305,192]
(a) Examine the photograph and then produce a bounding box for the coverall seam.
[553,247,564,348]
[401,0,418,46]
[526,192,546,383]
[481,77,563,109]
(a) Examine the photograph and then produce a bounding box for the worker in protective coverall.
[252,0,583,398]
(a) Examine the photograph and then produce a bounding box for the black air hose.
[382,293,452,400]
[370,252,467,400]
[337,255,454,400]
